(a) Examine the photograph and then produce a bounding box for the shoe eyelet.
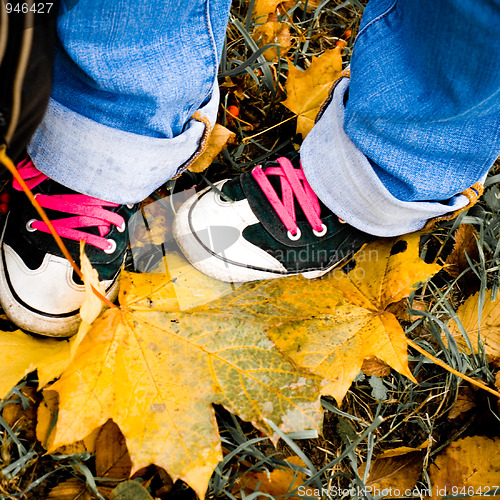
[116,221,126,233]
[104,239,117,254]
[313,223,328,237]
[26,219,38,232]
[126,204,134,209]
[287,228,301,241]
[338,217,347,224]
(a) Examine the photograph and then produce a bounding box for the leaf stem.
[407,338,500,399]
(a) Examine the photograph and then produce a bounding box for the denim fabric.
[29,0,500,230]
[28,0,232,203]
[302,0,500,235]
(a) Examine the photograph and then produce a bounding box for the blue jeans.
[28,0,500,236]
[301,0,500,235]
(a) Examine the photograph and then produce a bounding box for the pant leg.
[301,0,500,236]
[27,0,232,204]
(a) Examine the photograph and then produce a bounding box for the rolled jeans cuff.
[300,77,471,237]
[27,82,220,204]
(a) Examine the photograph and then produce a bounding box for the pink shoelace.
[14,158,126,253]
[251,157,328,239]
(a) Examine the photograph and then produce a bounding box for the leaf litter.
[0,221,442,496]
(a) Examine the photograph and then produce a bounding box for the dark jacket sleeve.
[0,1,59,163]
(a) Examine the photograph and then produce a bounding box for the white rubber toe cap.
[173,181,289,282]
[0,244,118,337]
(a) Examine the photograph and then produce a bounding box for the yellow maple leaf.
[45,266,323,498]
[0,246,109,399]
[187,123,235,174]
[448,289,500,366]
[282,46,344,138]
[0,331,70,399]
[267,232,440,403]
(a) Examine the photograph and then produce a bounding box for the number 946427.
[4,2,53,14]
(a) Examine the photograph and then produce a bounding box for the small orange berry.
[227,105,240,118]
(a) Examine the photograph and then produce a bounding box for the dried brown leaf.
[2,386,40,442]
[95,420,132,480]
[429,436,500,499]
[361,357,391,378]
[445,224,479,278]
[358,445,426,498]
[253,21,291,61]
[448,385,476,420]
[233,456,319,499]
[44,478,92,500]
[187,123,236,173]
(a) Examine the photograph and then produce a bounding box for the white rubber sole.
[0,255,120,337]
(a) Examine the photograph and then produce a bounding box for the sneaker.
[173,156,373,282]
[0,158,137,337]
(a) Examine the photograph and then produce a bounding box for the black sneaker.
[173,156,373,282]
[0,158,137,337]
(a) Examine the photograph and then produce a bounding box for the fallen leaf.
[361,357,391,378]
[72,243,107,359]
[429,436,500,499]
[282,46,344,138]
[110,480,154,500]
[234,456,319,499]
[187,123,236,173]
[44,478,93,500]
[95,420,132,480]
[0,251,105,398]
[2,386,41,442]
[39,232,437,496]
[253,21,291,61]
[0,330,70,399]
[252,0,283,21]
[37,390,99,454]
[268,233,440,402]
[131,465,174,497]
[448,289,500,366]
[447,385,476,420]
[358,444,427,498]
[445,224,479,278]
[45,261,323,498]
